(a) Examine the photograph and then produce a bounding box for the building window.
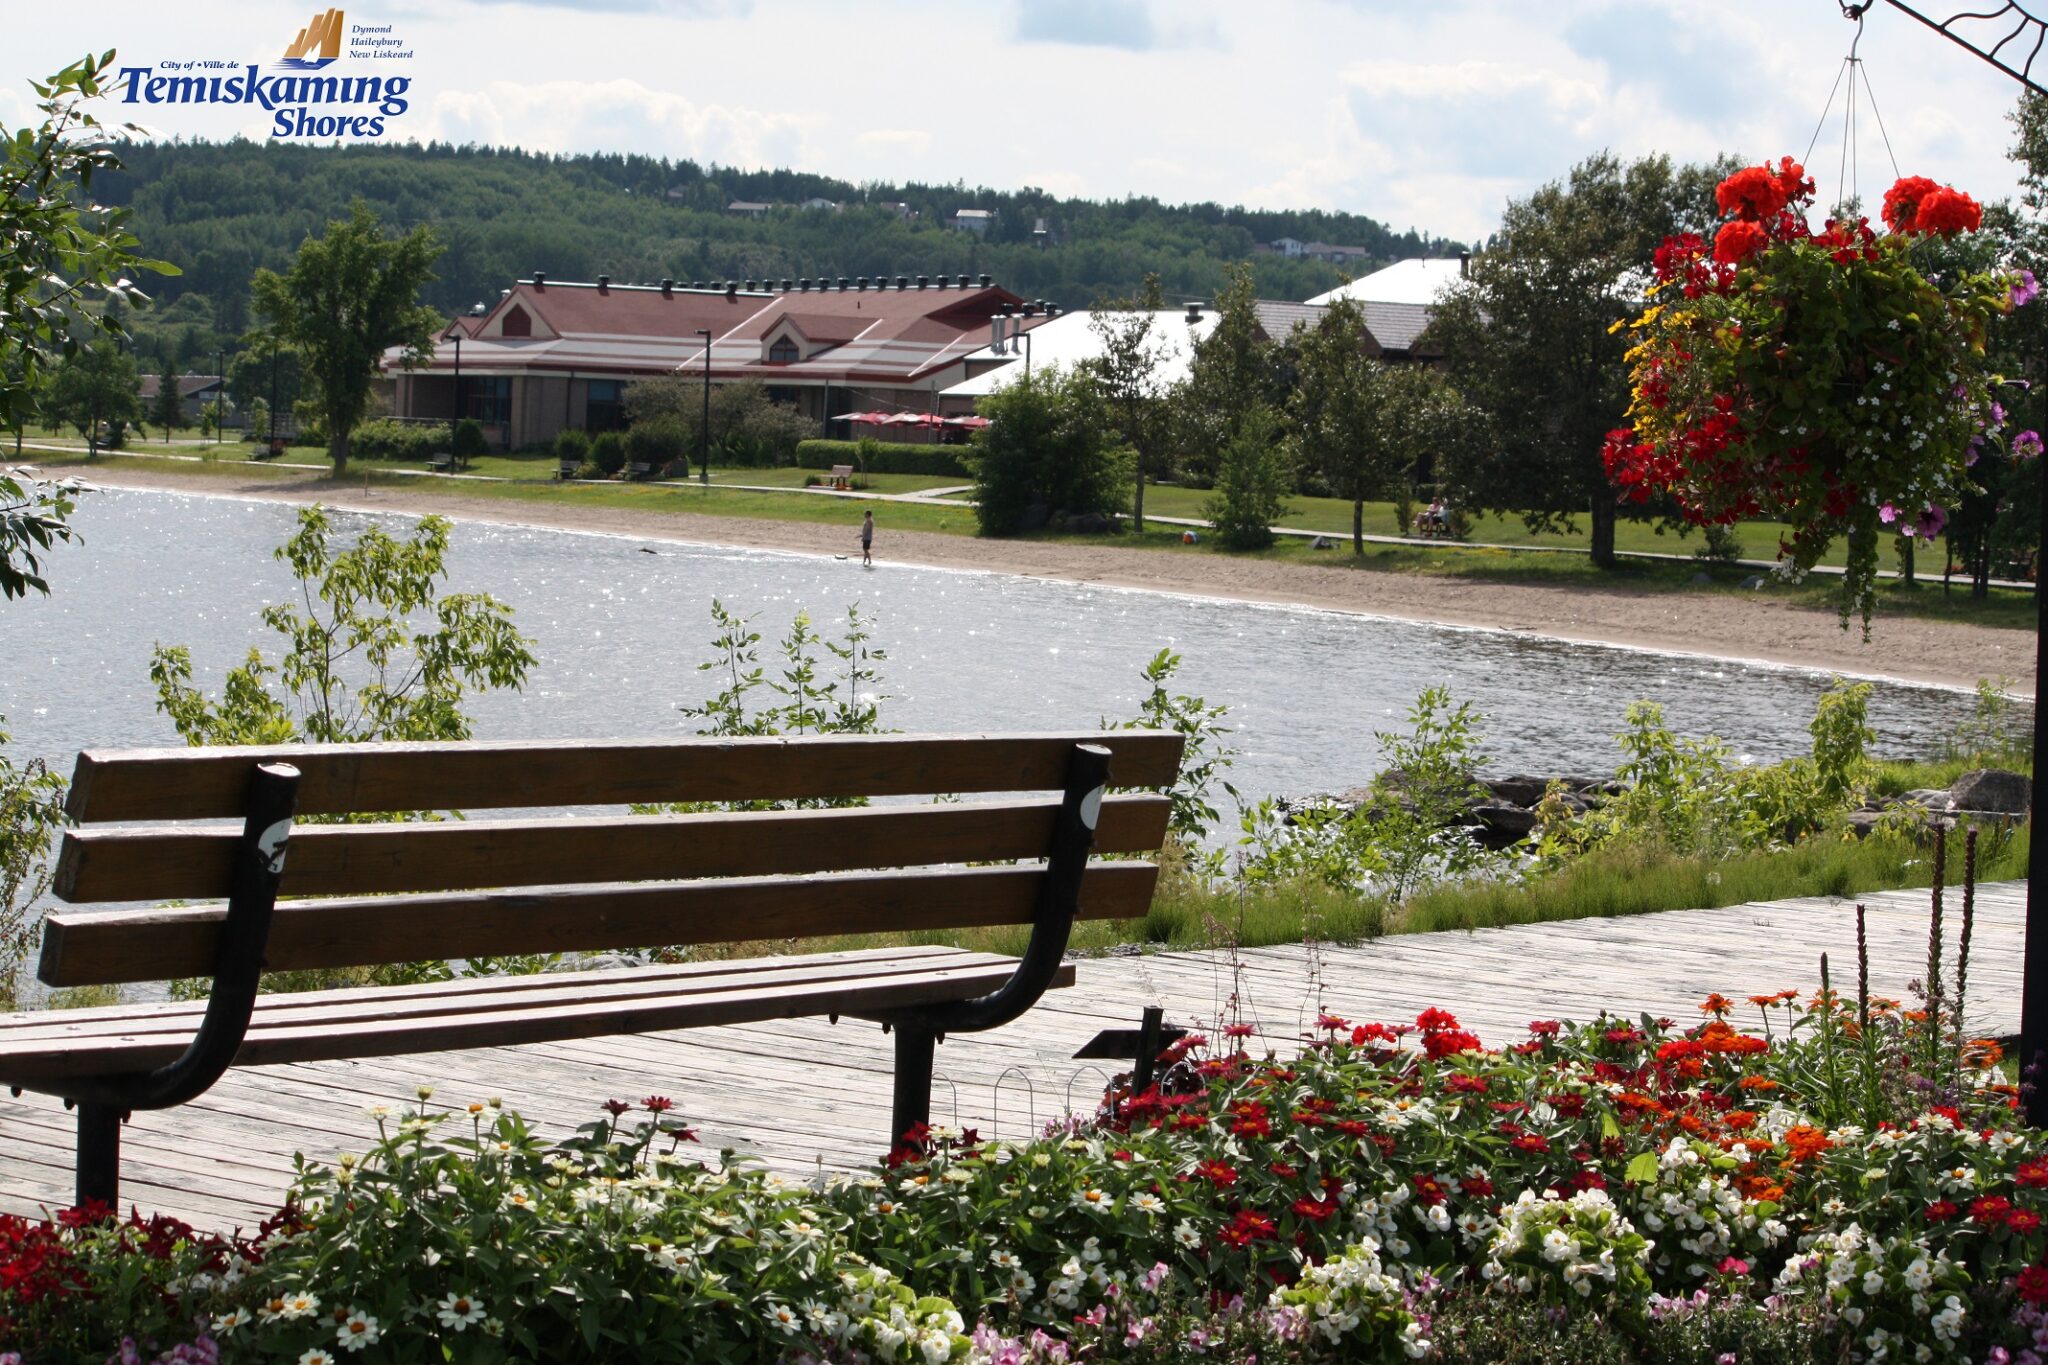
[459,375,511,424]
[585,379,626,432]
[501,307,531,338]
[768,336,799,364]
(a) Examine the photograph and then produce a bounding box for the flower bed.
[4,943,2042,1362]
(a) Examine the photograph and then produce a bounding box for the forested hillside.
[97,139,1461,366]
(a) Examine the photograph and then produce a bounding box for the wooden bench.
[558,455,580,481]
[829,463,855,489]
[427,453,455,473]
[0,732,1179,1206]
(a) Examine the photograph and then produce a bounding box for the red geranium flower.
[1916,186,1983,235]
[1416,1007,1462,1033]
[1881,175,1940,232]
[1716,165,1790,221]
[1713,219,1769,265]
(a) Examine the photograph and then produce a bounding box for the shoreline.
[43,461,2039,697]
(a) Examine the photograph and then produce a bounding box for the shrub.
[349,418,450,463]
[795,438,969,477]
[554,428,592,468]
[452,417,487,462]
[590,429,627,476]
[1204,405,1292,550]
[626,418,689,474]
[572,460,604,481]
[968,365,1130,536]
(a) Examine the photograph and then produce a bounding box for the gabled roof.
[1251,300,1324,342]
[941,308,1214,400]
[137,374,223,399]
[382,278,1031,386]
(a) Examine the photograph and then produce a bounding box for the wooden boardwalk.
[0,880,2024,1230]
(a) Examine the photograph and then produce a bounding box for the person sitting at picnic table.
[1417,497,1448,536]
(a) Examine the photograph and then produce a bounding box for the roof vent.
[744,279,757,291]
[597,274,610,293]
[781,278,793,291]
[499,288,511,299]
[532,271,546,289]
[1459,250,1471,277]
[838,277,850,290]
[726,282,738,300]
[798,278,811,291]
[857,277,868,290]
[896,275,910,289]
[916,274,928,289]
[1185,301,1205,322]
[958,274,970,289]
[661,278,674,297]
[978,273,992,288]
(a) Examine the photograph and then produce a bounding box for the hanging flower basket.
[1602,157,2033,630]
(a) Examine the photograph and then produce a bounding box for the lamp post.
[452,334,462,425]
[267,340,279,453]
[213,350,224,445]
[696,327,713,485]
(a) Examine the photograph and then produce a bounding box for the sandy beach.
[55,462,2037,697]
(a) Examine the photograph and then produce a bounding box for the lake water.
[0,487,1995,803]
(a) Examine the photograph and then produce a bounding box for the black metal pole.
[2030,336,2048,1126]
[213,351,223,445]
[268,343,279,450]
[697,327,712,485]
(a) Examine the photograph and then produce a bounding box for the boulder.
[1690,571,1713,585]
[1949,768,2031,816]
[1898,788,1954,811]
[1468,799,1539,837]
[1068,511,1116,535]
[1741,575,1766,590]
[1484,775,1554,806]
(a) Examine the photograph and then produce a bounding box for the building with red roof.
[381,272,1055,450]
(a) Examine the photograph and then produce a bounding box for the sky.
[6,0,2041,245]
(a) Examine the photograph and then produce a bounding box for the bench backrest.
[42,731,1182,989]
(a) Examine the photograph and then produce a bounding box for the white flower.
[1130,1192,1164,1214]
[336,1311,381,1353]
[435,1292,487,1331]
[298,1352,337,1365]
[1174,1220,1203,1249]
[211,1309,250,1336]
[766,1303,801,1336]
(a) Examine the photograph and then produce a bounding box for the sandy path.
[52,462,2038,697]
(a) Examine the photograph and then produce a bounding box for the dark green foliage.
[708,381,814,467]
[226,342,302,413]
[626,418,689,473]
[590,430,627,476]
[452,417,487,461]
[1203,405,1291,550]
[251,199,443,474]
[93,139,1463,365]
[794,440,969,477]
[45,344,140,453]
[350,418,450,462]
[968,367,1130,536]
[148,358,185,439]
[1170,265,1281,487]
[554,428,592,466]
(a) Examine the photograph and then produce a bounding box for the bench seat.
[0,946,1062,1082]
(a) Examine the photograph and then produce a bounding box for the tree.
[149,357,186,442]
[1204,405,1291,550]
[968,365,1130,536]
[45,343,139,455]
[1087,273,1173,530]
[624,377,814,467]
[1170,264,1278,487]
[1427,153,1724,567]
[0,52,177,435]
[151,506,537,746]
[251,201,443,476]
[1289,300,1408,553]
[227,337,304,415]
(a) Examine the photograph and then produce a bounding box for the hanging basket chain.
[1808,5,1904,213]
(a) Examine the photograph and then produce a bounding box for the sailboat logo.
[282,8,345,69]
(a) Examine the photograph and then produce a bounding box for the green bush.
[590,429,627,476]
[1204,405,1291,551]
[453,417,487,461]
[795,438,969,477]
[351,419,451,462]
[968,366,1130,535]
[572,460,605,481]
[627,418,689,474]
[555,428,592,467]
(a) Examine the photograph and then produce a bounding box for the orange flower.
[1965,1039,2006,1069]
[1700,993,1736,1017]
[1725,1111,1758,1130]
[1735,1174,1786,1202]
[1782,1124,1833,1162]
[1737,1076,1779,1092]
[1713,220,1769,265]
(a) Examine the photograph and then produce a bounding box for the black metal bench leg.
[889,1024,936,1149]
[76,1102,122,1209]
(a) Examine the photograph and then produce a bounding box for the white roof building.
[939,307,1220,402]
[1307,256,1467,307]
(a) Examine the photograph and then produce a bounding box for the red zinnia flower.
[2019,1263,2048,1306]
[1291,1195,1338,1223]
[1925,1200,1960,1223]
[1972,1195,2015,1224]
[2008,1209,2043,1234]
[1194,1160,1239,1188]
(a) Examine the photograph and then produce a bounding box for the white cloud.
[421,79,822,167]
[857,129,931,155]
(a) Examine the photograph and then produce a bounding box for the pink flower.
[1915,505,1948,542]
[2015,430,2044,460]
[1124,1317,1155,1347]
[1878,502,1900,525]
[1141,1262,1170,1293]
[2012,269,2040,309]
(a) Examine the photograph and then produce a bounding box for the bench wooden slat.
[9,948,1017,1040]
[0,957,1064,1080]
[19,945,975,1026]
[65,732,1186,822]
[39,862,1161,986]
[54,794,1170,904]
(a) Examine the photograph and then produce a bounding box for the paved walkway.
[0,879,2018,1229]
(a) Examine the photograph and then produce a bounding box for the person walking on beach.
[860,510,874,566]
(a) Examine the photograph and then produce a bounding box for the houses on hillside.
[135,373,226,423]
